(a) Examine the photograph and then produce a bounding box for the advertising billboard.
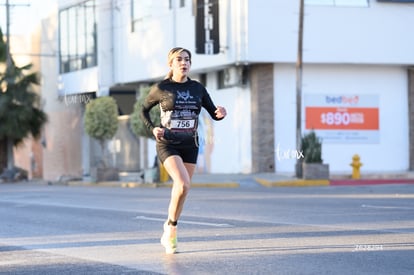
[304,95,380,143]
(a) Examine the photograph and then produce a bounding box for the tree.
[0,28,5,62]
[130,86,160,139]
[84,96,118,168]
[0,27,48,172]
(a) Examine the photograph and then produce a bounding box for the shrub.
[130,86,160,139]
[84,96,118,167]
[301,130,323,163]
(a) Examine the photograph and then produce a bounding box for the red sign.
[305,107,379,130]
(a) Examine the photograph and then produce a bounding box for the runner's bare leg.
[163,155,196,222]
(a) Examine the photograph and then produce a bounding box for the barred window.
[59,0,97,73]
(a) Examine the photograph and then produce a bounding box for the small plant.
[301,130,323,163]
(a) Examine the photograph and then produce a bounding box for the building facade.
[40,0,414,181]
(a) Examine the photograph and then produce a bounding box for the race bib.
[170,119,196,129]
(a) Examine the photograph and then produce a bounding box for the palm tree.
[0,27,48,172]
[0,28,6,172]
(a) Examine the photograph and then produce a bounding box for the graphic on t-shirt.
[169,90,200,130]
[177,90,193,101]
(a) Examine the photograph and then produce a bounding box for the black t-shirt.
[141,78,222,145]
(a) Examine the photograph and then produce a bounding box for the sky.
[0,0,57,65]
[0,0,57,35]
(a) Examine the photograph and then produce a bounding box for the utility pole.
[5,0,12,68]
[5,0,13,170]
[296,0,304,176]
[2,0,31,68]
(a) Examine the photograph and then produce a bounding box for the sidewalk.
[254,172,414,187]
[65,173,248,188]
[58,171,414,188]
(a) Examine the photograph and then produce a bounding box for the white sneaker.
[160,221,177,254]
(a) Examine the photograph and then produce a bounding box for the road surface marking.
[134,216,232,227]
[361,204,414,210]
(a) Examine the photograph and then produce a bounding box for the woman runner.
[141,47,227,254]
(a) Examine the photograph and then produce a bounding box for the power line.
[10,52,57,57]
[1,0,31,67]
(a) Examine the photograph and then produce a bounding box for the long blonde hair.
[165,47,192,79]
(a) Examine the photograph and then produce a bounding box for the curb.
[330,178,414,186]
[255,178,330,187]
[66,181,239,188]
[255,177,414,187]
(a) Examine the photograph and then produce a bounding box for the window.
[168,0,185,9]
[131,0,169,32]
[305,0,370,7]
[59,0,97,73]
[217,67,247,89]
[131,0,152,31]
[198,73,207,86]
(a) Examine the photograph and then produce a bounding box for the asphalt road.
[0,182,413,274]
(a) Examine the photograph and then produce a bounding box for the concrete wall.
[247,0,414,65]
[251,64,275,173]
[40,14,85,181]
[274,63,409,174]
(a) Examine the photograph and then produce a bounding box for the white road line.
[361,204,414,210]
[0,260,25,266]
[134,216,232,227]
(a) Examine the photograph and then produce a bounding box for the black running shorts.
[156,142,199,164]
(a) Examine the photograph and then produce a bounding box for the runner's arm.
[140,85,161,131]
[202,89,224,121]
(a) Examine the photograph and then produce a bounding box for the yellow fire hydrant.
[350,154,362,179]
[159,162,169,183]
